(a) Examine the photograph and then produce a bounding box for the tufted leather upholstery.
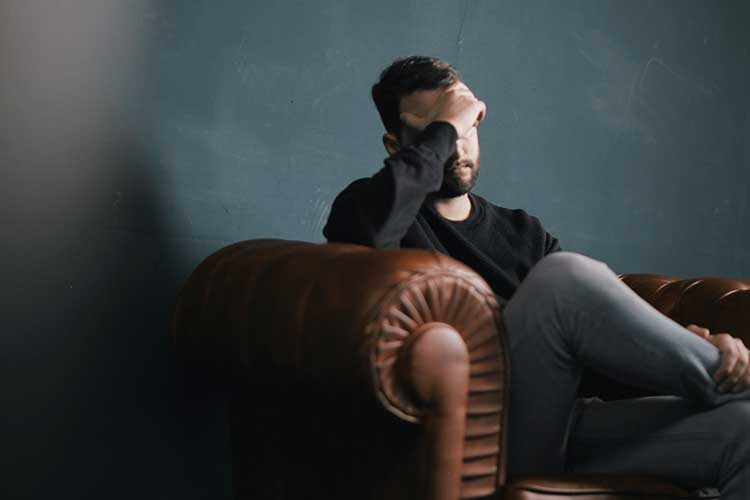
[170,239,750,500]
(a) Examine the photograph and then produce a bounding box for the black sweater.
[322,121,561,307]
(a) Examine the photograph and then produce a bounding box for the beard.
[433,151,481,198]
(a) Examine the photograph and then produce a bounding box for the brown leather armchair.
[170,238,750,500]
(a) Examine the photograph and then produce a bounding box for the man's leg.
[566,395,750,499]
[501,251,749,477]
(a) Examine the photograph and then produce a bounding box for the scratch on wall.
[454,0,471,68]
[310,195,331,240]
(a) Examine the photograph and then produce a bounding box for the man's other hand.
[686,324,750,393]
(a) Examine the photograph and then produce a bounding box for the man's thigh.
[565,395,740,491]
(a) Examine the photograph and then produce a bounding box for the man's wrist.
[414,121,458,160]
[429,120,459,139]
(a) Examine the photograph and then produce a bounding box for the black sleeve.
[322,121,458,248]
[529,213,562,255]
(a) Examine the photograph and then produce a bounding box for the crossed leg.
[566,395,750,499]
[501,251,750,496]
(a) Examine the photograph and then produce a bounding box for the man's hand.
[686,324,750,393]
[399,81,486,138]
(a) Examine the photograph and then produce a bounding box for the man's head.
[371,55,481,198]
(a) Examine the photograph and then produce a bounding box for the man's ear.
[382,132,401,156]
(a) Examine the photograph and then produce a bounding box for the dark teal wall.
[2,1,747,498]
[149,0,749,278]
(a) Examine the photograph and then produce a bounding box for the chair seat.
[503,475,720,499]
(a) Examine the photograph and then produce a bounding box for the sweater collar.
[423,191,484,228]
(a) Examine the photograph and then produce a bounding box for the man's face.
[397,81,481,198]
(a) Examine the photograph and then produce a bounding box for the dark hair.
[371,55,460,141]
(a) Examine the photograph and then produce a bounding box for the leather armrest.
[171,238,510,499]
[170,238,504,406]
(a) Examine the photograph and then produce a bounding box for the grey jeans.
[501,251,750,499]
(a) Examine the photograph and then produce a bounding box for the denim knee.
[524,251,611,297]
[505,252,605,336]
[535,251,610,275]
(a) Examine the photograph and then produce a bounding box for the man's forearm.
[322,121,458,248]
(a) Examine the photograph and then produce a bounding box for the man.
[323,55,750,497]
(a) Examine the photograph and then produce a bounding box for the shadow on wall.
[1,1,231,498]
